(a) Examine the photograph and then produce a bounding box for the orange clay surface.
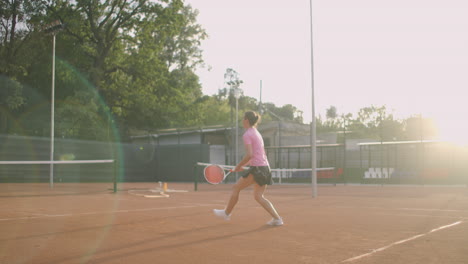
[1,182,468,264]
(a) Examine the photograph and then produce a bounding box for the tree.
[0,0,208,139]
[221,68,243,127]
[223,68,243,108]
[0,77,25,132]
[325,105,338,127]
[258,102,303,123]
[316,105,340,133]
[0,0,48,134]
[224,68,243,90]
[404,115,439,141]
[357,105,386,129]
[196,95,231,126]
[326,106,337,119]
[0,0,45,76]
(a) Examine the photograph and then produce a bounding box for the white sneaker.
[267,217,283,226]
[213,209,231,221]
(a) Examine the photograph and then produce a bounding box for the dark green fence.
[0,135,209,183]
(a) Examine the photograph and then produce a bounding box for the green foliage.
[194,95,231,126]
[55,90,111,141]
[403,115,439,140]
[318,105,438,142]
[0,0,209,140]
[0,77,24,110]
[260,102,303,123]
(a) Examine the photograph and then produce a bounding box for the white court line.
[342,220,464,263]
[375,213,464,220]
[333,205,468,214]
[399,207,464,213]
[0,204,220,222]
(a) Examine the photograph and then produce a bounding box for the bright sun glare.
[435,117,468,147]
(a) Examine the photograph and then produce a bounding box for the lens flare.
[1,58,125,262]
[437,117,468,147]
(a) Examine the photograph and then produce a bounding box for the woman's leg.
[224,175,255,215]
[253,183,281,219]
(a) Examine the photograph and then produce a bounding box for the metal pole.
[50,33,56,189]
[44,20,64,189]
[235,97,239,180]
[113,159,118,193]
[343,118,347,184]
[309,0,317,197]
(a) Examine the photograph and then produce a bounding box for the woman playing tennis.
[213,111,283,226]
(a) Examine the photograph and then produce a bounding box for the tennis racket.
[204,164,233,184]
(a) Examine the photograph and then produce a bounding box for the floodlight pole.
[309,0,318,197]
[50,32,56,188]
[44,20,64,188]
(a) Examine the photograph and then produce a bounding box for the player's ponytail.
[244,111,261,127]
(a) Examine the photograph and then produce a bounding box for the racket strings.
[204,165,227,184]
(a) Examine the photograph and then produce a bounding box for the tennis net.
[194,162,336,187]
[0,159,117,195]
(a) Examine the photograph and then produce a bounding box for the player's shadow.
[96,225,273,263]
[0,212,208,243]
[44,224,273,264]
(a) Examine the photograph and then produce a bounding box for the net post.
[193,163,198,191]
[113,159,117,193]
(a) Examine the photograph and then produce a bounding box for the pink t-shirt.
[243,127,269,167]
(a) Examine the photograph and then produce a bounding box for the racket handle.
[225,170,233,178]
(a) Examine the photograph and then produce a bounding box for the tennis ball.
[60,153,76,160]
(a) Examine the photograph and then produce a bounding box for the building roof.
[358,140,440,146]
[130,125,233,140]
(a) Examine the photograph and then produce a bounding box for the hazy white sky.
[185,0,468,144]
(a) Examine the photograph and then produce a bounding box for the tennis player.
[214,111,283,226]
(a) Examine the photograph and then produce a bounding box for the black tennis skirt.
[242,166,273,186]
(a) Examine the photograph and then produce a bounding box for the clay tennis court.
[1,182,468,264]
